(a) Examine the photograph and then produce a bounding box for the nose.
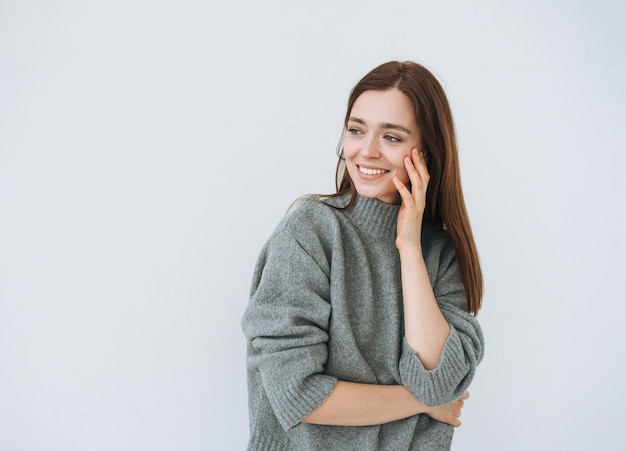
[361,135,380,158]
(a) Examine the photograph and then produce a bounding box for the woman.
[242,61,484,450]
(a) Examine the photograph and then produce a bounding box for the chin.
[355,188,396,204]
[353,186,379,199]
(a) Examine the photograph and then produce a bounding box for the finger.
[413,148,430,182]
[461,391,470,400]
[404,149,422,189]
[404,150,419,176]
[392,176,413,204]
[409,148,430,187]
[411,148,426,167]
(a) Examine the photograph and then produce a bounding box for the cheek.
[392,157,410,183]
[396,168,409,184]
[342,141,358,161]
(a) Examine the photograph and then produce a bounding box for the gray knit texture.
[242,193,484,450]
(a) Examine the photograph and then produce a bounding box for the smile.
[358,166,389,175]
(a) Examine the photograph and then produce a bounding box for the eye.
[347,128,363,135]
[384,135,401,143]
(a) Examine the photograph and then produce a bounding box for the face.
[343,89,422,204]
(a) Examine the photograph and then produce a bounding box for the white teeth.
[359,166,387,175]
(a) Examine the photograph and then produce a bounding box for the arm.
[242,225,336,431]
[303,381,468,427]
[393,149,484,406]
[393,148,450,369]
[398,245,450,370]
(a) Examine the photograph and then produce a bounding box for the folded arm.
[303,380,468,427]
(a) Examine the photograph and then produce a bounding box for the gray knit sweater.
[241,193,484,450]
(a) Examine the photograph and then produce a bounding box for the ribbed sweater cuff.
[265,374,338,431]
[399,327,470,406]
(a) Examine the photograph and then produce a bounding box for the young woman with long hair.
[242,61,484,450]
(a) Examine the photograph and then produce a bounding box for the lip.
[356,164,390,180]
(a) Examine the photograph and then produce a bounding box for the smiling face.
[343,89,422,204]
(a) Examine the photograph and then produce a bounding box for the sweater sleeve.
[399,235,484,407]
[241,226,338,431]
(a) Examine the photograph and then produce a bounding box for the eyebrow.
[348,117,413,135]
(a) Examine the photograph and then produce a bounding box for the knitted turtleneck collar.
[338,192,399,239]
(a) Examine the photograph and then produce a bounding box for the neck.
[344,192,399,239]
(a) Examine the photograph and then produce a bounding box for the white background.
[1,1,625,450]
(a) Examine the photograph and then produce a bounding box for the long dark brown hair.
[331,61,483,315]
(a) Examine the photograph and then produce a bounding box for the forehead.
[350,89,417,128]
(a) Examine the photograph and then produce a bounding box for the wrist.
[393,384,429,416]
[397,241,423,257]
